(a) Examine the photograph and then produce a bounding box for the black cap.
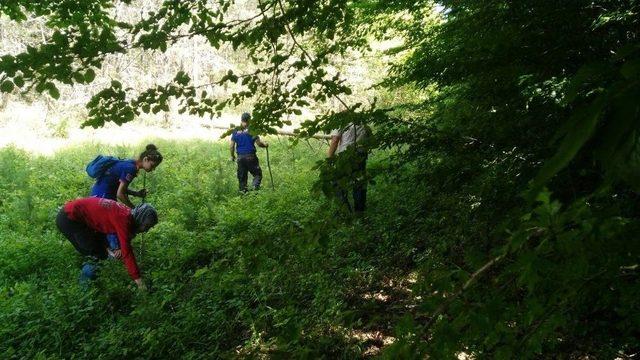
[131,203,158,231]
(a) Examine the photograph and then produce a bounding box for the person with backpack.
[88,144,163,208]
[56,197,158,289]
[229,112,268,193]
[326,122,371,213]
[87,144,163,257]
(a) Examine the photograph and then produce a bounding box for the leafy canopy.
[2,0,640,358]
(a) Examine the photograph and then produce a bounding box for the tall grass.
[1,139,416,358]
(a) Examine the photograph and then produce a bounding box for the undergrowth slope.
[0,140,422,358]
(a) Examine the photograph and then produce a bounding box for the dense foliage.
[1,141,422,358]
[377,1,640,357]
[2,0,640,358]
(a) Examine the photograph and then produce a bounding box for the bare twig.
[210,123,331,139]
[424,253,505,330]
[164,2,275,44]
[276,0,351,111]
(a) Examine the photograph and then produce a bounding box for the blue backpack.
[86,155,119,179]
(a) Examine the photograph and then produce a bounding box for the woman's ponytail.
[139,144,163,164]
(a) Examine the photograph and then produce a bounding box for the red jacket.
[64,197,140,280]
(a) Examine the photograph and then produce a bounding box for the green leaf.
[174,71,190,85]
[13,77,24,88]
[84,69,96,83]
[394,314,416,338]
[0,80,14,93]
[124,110,135,122]
[35,81,46,93]
[73,72,85,84]
[194,267,209,278]
[564,62,608,104]
[532,94,607,191]
[47,84,60,99]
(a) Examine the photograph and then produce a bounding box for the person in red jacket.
[56,197,158,289]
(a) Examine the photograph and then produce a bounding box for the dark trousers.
[56,209,108,260]
[237,154,262,191]
[335,152,368,213]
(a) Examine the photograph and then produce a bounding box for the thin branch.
[226,2,275,27]
[164,2,276,43]
[276,0,351,111]
[209,123,331,139]
[424,253,505,330]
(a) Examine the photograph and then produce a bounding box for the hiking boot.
[79,262,98,289]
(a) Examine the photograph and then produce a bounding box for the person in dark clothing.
[229,112,269,192]
[56,197,158,289]
[327,123,371,213]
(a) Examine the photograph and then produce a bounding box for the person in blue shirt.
[90,144,163,257]
[229,112,268,192]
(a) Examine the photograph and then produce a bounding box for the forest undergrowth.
[0,139,428,358]
[2,0,640,358]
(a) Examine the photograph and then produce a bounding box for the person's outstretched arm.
[126,188,147,198]
[256,138,268,148]
[327,135,340,158]
[116,181,136,208]
[229,138,236,161]
[115,223,143,289]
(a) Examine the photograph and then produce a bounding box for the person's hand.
[138,188,148,198]
[134,278,147,291]
[112,249,122,259]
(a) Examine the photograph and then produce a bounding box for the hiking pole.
[142,172,147,204]
[266,146,275,190]
[139,172,147,263]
